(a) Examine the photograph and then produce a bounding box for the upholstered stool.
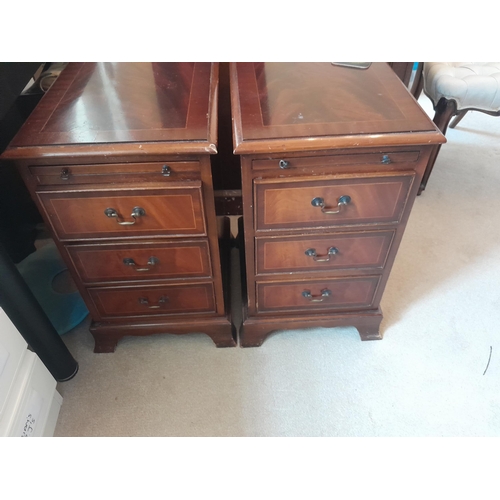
[419,62,500,194]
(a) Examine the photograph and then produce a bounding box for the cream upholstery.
[423,62,500,112]
[419,62,500,194]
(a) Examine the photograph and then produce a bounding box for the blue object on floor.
[16,241,88,335]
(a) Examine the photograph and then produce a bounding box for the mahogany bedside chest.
[1,62,236,352]
[230,62,445,346]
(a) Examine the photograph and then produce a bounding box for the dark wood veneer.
[88,282,216,319]
[231,63,444,154]
[256,276,380,313]
[231,62,445,346]
[255,230,394,275]
[29,161,201,186]
[255,173,414,230]
[251,151,420,171]
[1,62,235,352]
[8,63,214,149]
[37,185,206,240]
[66,240,212,283]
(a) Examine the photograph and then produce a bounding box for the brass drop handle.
[311,195,351,214]
[104,206,146,225]
[60,168,70,180]
[305,247,339,262]
[123,256,159,271]
[302,289,332,302]
[138,296,168,309]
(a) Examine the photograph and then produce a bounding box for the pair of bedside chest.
[1,62,444,352]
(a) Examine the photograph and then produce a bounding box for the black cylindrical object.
[0,241,78,381]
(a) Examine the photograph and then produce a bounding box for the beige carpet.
[53,93,500,437]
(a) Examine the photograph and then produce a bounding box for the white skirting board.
[0,307,63,437]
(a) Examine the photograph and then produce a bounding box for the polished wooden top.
[230,62,445,154]
[3,62,218,159]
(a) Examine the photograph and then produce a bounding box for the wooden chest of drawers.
[1,62,236,352]
[230,62,445,346]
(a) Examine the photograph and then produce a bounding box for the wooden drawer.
[256,276,380,313]
[29,161,200,186]
[66,240,212,284]
[255,230,394,275]
[252,151,420,171]
[254,172,414,231]
[37,184,206,240]
[88,282,216,319]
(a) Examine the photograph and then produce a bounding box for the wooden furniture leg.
[204,323,237,347]
[418,98,457,195]
[90,317,236,353]
[239,310,384,347]
[411,62,424,100]
[449,110,468,129]
[90,330,121,353]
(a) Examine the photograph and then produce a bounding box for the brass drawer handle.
[302,289,332,302]
[381,154,391,165]
[311,195,351,214]
[123,256,159,271]
[138,296,168,309]
[104,206,146,225]
[279,159,290,169]
[305,247,339,262]
[162,165,172,176]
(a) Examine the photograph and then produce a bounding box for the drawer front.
[256,276,380,313]
[256,230,394,275]
[67,240,212,283]
[29,161,200,186]
[88,282,216,319]
[255,173,414,231]
[252,151,420,171]
[37,184,206,240]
